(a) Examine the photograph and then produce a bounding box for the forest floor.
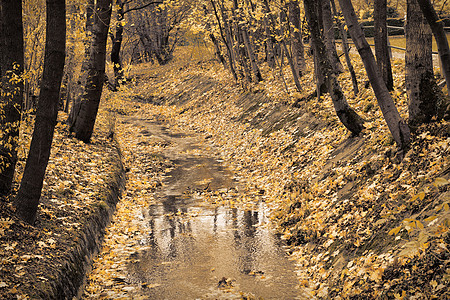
[87,46,449,299]
[0,45,450,299]
[0,109,123,299]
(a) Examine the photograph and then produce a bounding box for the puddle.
[124,117,307,299]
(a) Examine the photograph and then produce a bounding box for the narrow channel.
[125,117,307,299]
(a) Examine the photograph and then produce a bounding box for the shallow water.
[125,117,307,299]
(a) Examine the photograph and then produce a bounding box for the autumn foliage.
[0,0,449,299]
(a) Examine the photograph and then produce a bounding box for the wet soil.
[122,117,307,299]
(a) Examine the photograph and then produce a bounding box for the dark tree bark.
[232,0,262,82]
[230,1,251,83]
[279,3,302,91]
[203,4,226,67]
[338,0,410,150]
[288,0,305,77]
[210,0,238,81]
[406,0,440,126]
[14,0,66,224]
[322,0,343,73]
[374,0,394,90]
[62,2,80,113]
[110,0,125,90]
[241,28,263,82]
[416,0,450,90]
[0,0,24,195]
[310,0,328,97]
[219,2,245,81]
[70,0,112,143]
[281,40,303,91]
[330,0,359,95]
[263,0,276,68]
[110,0,166,89]
[304,0,364,136]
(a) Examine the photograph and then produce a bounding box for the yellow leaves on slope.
[0,218,14,237]
[394,290,406,300]
[410,191,426,202]
[105,49,450,298]
[388,225,402,236]
[433,177,449,187]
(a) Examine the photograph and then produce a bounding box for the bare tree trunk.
[70,0,112,143]
[203,5,226,67]
[231,2,251,83]
[222,6,245,81]
[309,0,327,98]
[416,0,450,90]
[0,0,24,195]
[338,0,410,150]
[233,0,262,82]
[263,0,276,68]
[241,26,263,82]
[211,0,238,81]
[67,0,95,126]
[281,41,303,91]
[322,0,343,73]
[406,0,440,126]
[331,0,359,95]
[304,0,364,136]
[374,0,394,90]
[14,0,66,224]
[110,0,125,90]
[288,0,306,76]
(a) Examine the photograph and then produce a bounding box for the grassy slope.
[112,45,450,299]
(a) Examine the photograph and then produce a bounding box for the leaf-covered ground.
[89,46,449,299]
[0,110,122,299]
[1,45,449,299]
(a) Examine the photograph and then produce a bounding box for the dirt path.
[82,114,310,299]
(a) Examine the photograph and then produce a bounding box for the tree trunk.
[14,0,66,224]
[288,0,306,77]
[281,40,303,91]
[241,27,263,82]
[203,4,226,67]
[0,0,24,196]
[211,0,238,81]
[62,2,78,113]
[70,0,112,143]
[309,1,327,98]
[416,0,450,90]
[67,0,95,126]
[374,0,394,90]
[322,0,343,73]
[110,0,125,90]
[263,0,276,68]
[232,0,260,83]
[231,2,251,83]
[406,0,440,126]
[304,0,364,136]
[331,0,359,95]
[338,0,410,150]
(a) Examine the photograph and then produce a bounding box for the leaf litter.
[0,45,448,299]
[83,46,449,299]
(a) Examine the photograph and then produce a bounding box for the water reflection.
[125,118,306,299]
[128,195,304,299]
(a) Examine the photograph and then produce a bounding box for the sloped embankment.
[120,54,450,299]
[0,111,125,299]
